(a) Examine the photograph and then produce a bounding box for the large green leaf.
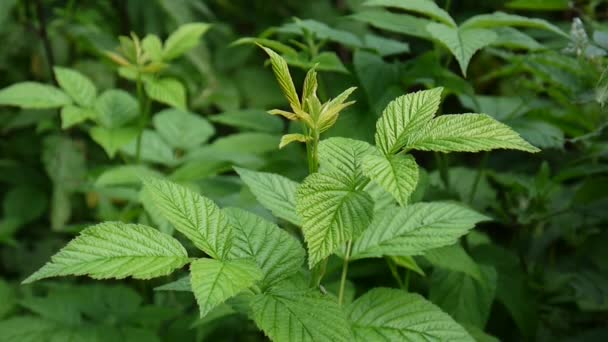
[0,82,71,109]
[347,288,473,341]
[54,67,97,107]
[365,0,456,27]
[350,203,488,260]
[426,23,497,76]
[406,114,540,153]
[190,258,261,317]
[90,126,139,158]
[23,222,189,283]
[94,89,139,128]
[152,109,214,149]
[375,87,443,155]
[251,283,352,342]
[144,78,187,110]
[461,11,567,37]
[362,153,419,206]
[430,266,497,328]
[163,22,210,60]
[235,167,301,226]
[225,208,305,287]
[319,137,373,185]
[297,172,374,267]
[143,177,233,259]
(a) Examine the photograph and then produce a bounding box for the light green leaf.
[362,153,419,206]
[351,10,432,39]
[121,130,177,166]
[163,22,210,60]
[143,177,233,260]
[152,109,214,149]
[390,255,425,276]
[350,202,488,260]
[407,114,540,153]
[365,0,456,27]
[95,165,162,187]
[209,109,283,133]
[144,78,186,110]
[90,126,139,158]
[375,87,443,155]
[347,288,473,341]
[234,167,301,226]
[251,284,352,342]
[279,133,308,149]
[430,266,497,328]
[426,23,497,76]
[260,46,300,111]
[142,34,163,62]
[22,222,189,283]
[491,27,544,50]
[225,208,305,287]
[53,67,97,107]
[94,89,139,128]
[319,137,373,185]
[461,11,567,38]
[0,82,71,109]
[60,105,96,129]
[297,172,374,267]
[155,276,191,292]
[211,132,280,155]
[424,244,482,281]
[190,258,262,317]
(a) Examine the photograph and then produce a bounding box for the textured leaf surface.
[365,0,456,27]
[375,88,442,155]
[427,23,497,76]
[235,167,301,225]
[54,67,97,107]
[251,284,352,342]
[153,109,215,149]
[430,266,497,328]
[351,203,488,260]
[226,208,305,287]
[94,89,139,128]
[347,288,473,341]
[297,172,374,267]
[190,258,262,317]
[145,78,186,110]
[261,46,300,111]
[319,137,373,185]
[0,82,71,108]
[163,22,210,60]
[407,114,540,153]
[461,11,567,37]
[23,222,189,283]
[362,153,419,206]
[143,177,233,259]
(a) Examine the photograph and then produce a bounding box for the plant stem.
[385,257,404,288]
[435,152,450,190]
[468,152,488,203]
[403,269,411,291]
[338,240,352,306]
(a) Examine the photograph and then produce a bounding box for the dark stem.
[468,152,489,203]
[34,0,56,84]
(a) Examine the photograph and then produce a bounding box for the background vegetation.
[0,0,607,341]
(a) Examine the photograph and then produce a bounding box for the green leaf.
[234,167,301,226]
[190,258,262,317]
[144,78,187,110]
[152,109,214,149]
[60,105,96,129]
[424,244,482,281]
[390,255,425,276]
[351,10,432,39]
[22,222,189,283]
[279,133,308,148]
[53,67,97,107]
[365,0,456,27]
[3,185,47,225]
[225,208,305,287]
[461,11,567,38]
[94,89,139,128]
[362,153,419,206]
[163,22,210,60]
[155,276,191,292]
[251,283,352,342]
[347,288,473,341]
[209,109,283,133]
[0,82,71,109]
[350,203,488,260]
[406,114,540,153]
[90,126,139,158]
[0,279,15,319]
[122,130,177,166]
[142,34,163,62]
[297,172,374,267]
[375,87,443,155]
[319,137,373,185]
[143,177,233,260]
[95,165,162,187]
[430,266,497,328]
[491,27,544,50]
[0,317,60,342]
[260,46,300,111]
[426,23,497,76]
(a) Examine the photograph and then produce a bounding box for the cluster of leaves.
[1,0,607,341]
